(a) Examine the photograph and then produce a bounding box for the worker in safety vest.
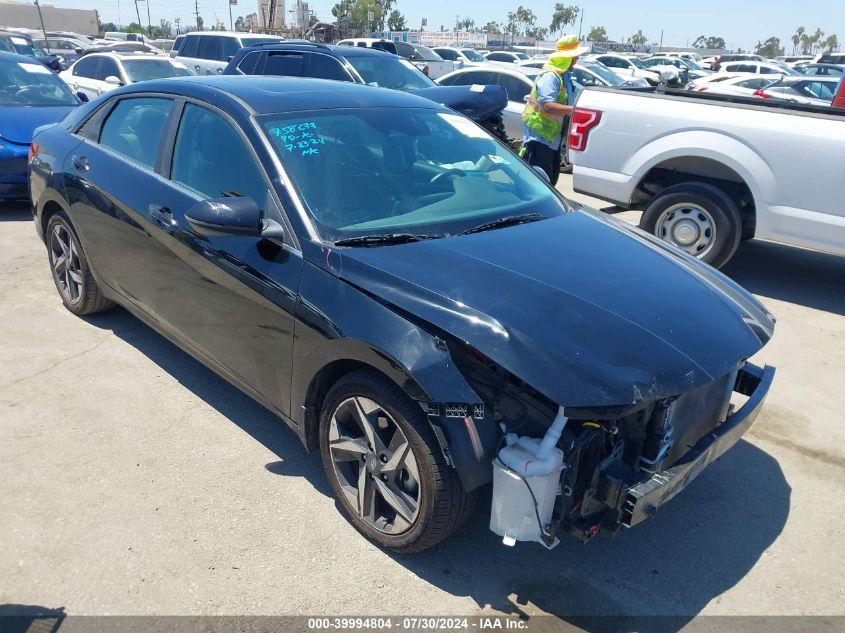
[519,34,589,185]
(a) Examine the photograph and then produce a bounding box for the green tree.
[234,15,246,31]
[823,34,839,53]
[387,9,406,31]
[755,36,784,58]
[549,3,578,36]
[331,0,354,19]
[100,21,118,33]
[482,21,501,34]
[792,26,805,55]
[460,17,475,31]
[705,36,725,49]
[587,26,607,42]
[123,22,145,34]
[630,30,647,45]
[526,26,548,40]
[811,27,825,53]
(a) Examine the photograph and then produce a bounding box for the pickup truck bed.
[570,87,845,267]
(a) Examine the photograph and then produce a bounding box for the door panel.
[141,102,300,415]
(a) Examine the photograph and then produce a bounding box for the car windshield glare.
[122,59,193,82]
[584,63,623,85]
[0,59,77,106]
[347,55,434,90]
[628,57,647,69]
[461,49,484,61]
[260,107,567,242]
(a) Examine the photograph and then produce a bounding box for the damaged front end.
[447,340,775,547]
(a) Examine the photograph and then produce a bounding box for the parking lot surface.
[2,179,845,620]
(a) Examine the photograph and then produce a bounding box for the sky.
[48,0,844,52]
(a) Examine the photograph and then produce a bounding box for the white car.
[718,61,798,76]
[171,31,285,75]
[652,51,703,63]
[590,53,673,85]
[60,53,193,99]
[431,47,486,68]
[689,73,775,97]
[485,50,530,64]
[336,38,397,54]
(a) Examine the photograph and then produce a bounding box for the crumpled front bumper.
[620,362,775,528]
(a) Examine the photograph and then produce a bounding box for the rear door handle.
[149,204,174,228]
[71,154,89,171]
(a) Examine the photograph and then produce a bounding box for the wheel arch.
[625,131,776,238]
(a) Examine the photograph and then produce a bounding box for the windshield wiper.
[457,213,545,236]
[332,233,438,247]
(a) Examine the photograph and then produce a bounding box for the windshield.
[460,49,485,62]
[581,62,623,85]
[123,59,193,82]
[9,36,47,58]
[514,52,530,60]
[347,55,434,90]
[413,44,442,61]
[261,107,566,241]
[627,57,647,69]
[0,59,78,106]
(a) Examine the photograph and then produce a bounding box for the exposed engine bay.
[447,340,772,547]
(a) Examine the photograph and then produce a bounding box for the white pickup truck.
[570,87,845,267]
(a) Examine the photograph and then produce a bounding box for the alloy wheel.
[327,397,421,535]
[50,224,83,304]
[655,202,717,258]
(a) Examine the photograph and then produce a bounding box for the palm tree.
[792,26,805,55]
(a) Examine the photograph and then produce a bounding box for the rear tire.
[639,182,742,268]
[319,369,470,553]
[46,213,114,316]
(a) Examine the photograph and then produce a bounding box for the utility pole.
[577,6,583,41]
[659,28,664,52]
[33,0,48,42]
[175,17,181,34]
[228,0,234,31]
[146,0,152,37]
[134,0,142,28]
[194,0,201,31]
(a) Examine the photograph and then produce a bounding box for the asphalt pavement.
[2,179,844,621]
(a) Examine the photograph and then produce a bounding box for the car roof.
[446,63,539,77]
[240,42,395,60]
[115,75,445,114]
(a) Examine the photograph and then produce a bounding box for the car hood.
[325,209,774,407]
[409,85,508,121]
[0,106,75,144]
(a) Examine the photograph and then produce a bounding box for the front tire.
[319,369,471,553]
[639,182,742,268]
[46,213,114,316]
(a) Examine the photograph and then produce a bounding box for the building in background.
[0,0,98,35]
[289,0,311,30]
[244,12,258,31]
[257,0,284,30]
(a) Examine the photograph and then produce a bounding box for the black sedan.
[30,76,775,552]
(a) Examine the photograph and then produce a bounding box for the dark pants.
[520,140,563,186]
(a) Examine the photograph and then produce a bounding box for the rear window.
[371,41,397,55]
[180,35,199,58]
[264,51,305,76]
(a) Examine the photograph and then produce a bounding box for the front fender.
[292,257,498,491]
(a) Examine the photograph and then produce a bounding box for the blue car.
[0,51,82,201]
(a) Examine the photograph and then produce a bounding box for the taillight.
[28,140,40,163]
[753,89,771,99]
[568,108,602,152]
[696,86,708,92]
[423,65,430,76]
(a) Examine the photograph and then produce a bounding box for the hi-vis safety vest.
[522,71,568,143]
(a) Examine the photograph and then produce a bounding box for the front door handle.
[71,154,89,171]
[149,204,174,228]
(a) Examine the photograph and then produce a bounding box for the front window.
[260,107,567,242]
[347,55,434,90]
[581,63,623,85]
[514,52,529,60]
[460,49,485,62]
[122,59,193,82]
[412,45,442,61]
[9,36,47,58]
[0,59,78,106]
[627,57,647,69]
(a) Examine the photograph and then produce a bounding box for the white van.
[104,32,148,43]
[171,31,285,75]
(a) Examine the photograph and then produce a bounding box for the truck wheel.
[46,213,114,316]
[319,369,470,553]
[640,182,742,268]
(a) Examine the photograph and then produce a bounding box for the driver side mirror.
[104,75,123,86]
[185,196,285,241]
[76,91,89,103]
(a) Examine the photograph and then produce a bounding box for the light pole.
[33,0,48,42]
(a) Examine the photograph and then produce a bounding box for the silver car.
[171,31,285,75]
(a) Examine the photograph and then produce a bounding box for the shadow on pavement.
[0,201,31,222]
[723,240,845,316]
[84,301,790,627]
